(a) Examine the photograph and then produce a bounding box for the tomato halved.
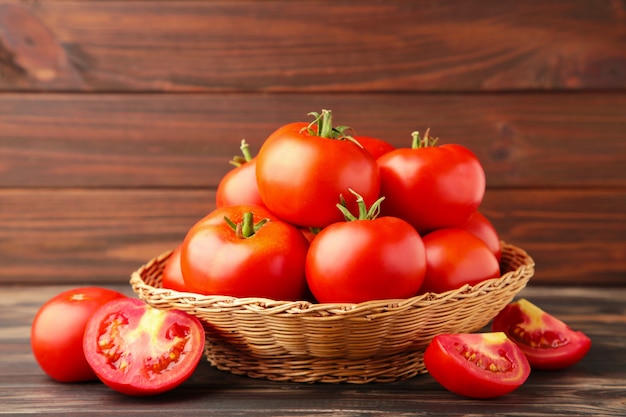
[424,332,530,399]
[492,298,592,370]
[83,298,205,396]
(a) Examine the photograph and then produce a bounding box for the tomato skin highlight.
[83,297,205,396]
[492,298,592,370]
[181,206,310,300]
[377,140,485,234]
[256,121,381,228]
[305,216,426,303]
[424,332,530,399]
[419,228,500,294]
[30,287,127,382]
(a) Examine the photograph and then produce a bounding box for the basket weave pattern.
[131,242,534,383]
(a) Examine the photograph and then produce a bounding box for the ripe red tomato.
[216,140,265,208]
[305,193,426,303]
[377,130,485,234]
[492,298,592,370]
[181,207,310,300]
[419,228,500,294]
[83,297,205,396]
[31,287,127,382]
[161,244,188,292]
[353,135,395,159]
[424,332,530,399]
[459,211,502,261]
[256,110,380,228]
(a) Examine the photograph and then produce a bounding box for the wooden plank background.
[0,0,625,286]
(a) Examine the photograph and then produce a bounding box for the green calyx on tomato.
[337,188,385,222]
[301,109,351,140]
[229,139,254,167]
[411,128,438,149]
[223,211,270,239]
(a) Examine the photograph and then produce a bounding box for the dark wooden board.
[1,188,624,286]
[0,0,624,92]
[1,285,624,416]
[2,92,625,188]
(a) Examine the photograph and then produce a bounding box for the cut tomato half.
[424,332,530,399]
[83,297,205,396]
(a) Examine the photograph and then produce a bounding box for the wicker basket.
[130,242,534,384]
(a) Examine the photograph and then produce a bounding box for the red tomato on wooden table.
[492,298,592,370]
[30,287,127,382]
[256,110,380,229]
[216,139,265,208]
[419,228,500,294]
[181,206,310,300]
[424,332,531,399]
[377,130,486,234]
[305,190,427,303]
[83,297,205,396]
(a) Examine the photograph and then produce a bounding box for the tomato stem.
[229,139,254,167]
[337,188,385,221]
[411,128,438,149]
[224,212,270,238]
[302,109,356,143]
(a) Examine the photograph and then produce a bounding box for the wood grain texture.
[1,285,624,415]
[1,188,624,286]
[0,0,624,92]
[1,92,625,188]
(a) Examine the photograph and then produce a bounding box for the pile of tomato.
[30,109,590,398]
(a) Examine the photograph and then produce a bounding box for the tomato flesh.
[30,287,127,382]
[83,297,205,396]
[424,332,530,399]
[492,298,591,370]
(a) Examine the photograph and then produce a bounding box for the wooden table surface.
[1,284,624,416]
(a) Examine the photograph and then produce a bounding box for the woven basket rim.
[130,241,534,316]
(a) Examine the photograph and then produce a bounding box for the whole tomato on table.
[83,297,205,396]
[377,130,486,234]
[30,287,127,382]
[305,190,427,304]
[181,206,310,300]
[256,110,380,229]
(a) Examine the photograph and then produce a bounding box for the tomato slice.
[424,332,530,399]
[83,298,205,396]
[492,298,592,370]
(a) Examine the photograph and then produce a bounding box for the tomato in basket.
[216,139,265,208]
[352,134,395,159]
[181,206,310,300]
[31,287,127,382]
[459,211,502,262]
[83,297,205,396]
[424,332,530,399]
[256,109,380,228]
[377,130,485,234]
[305,190,426,303]
[161,244,188,292]
[492,298,591,370]
[419,228,500,294]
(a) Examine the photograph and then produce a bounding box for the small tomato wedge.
[31,287,127,382]
[83,298,205,396]
[492,298,592,370]
[424,332,530,399]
